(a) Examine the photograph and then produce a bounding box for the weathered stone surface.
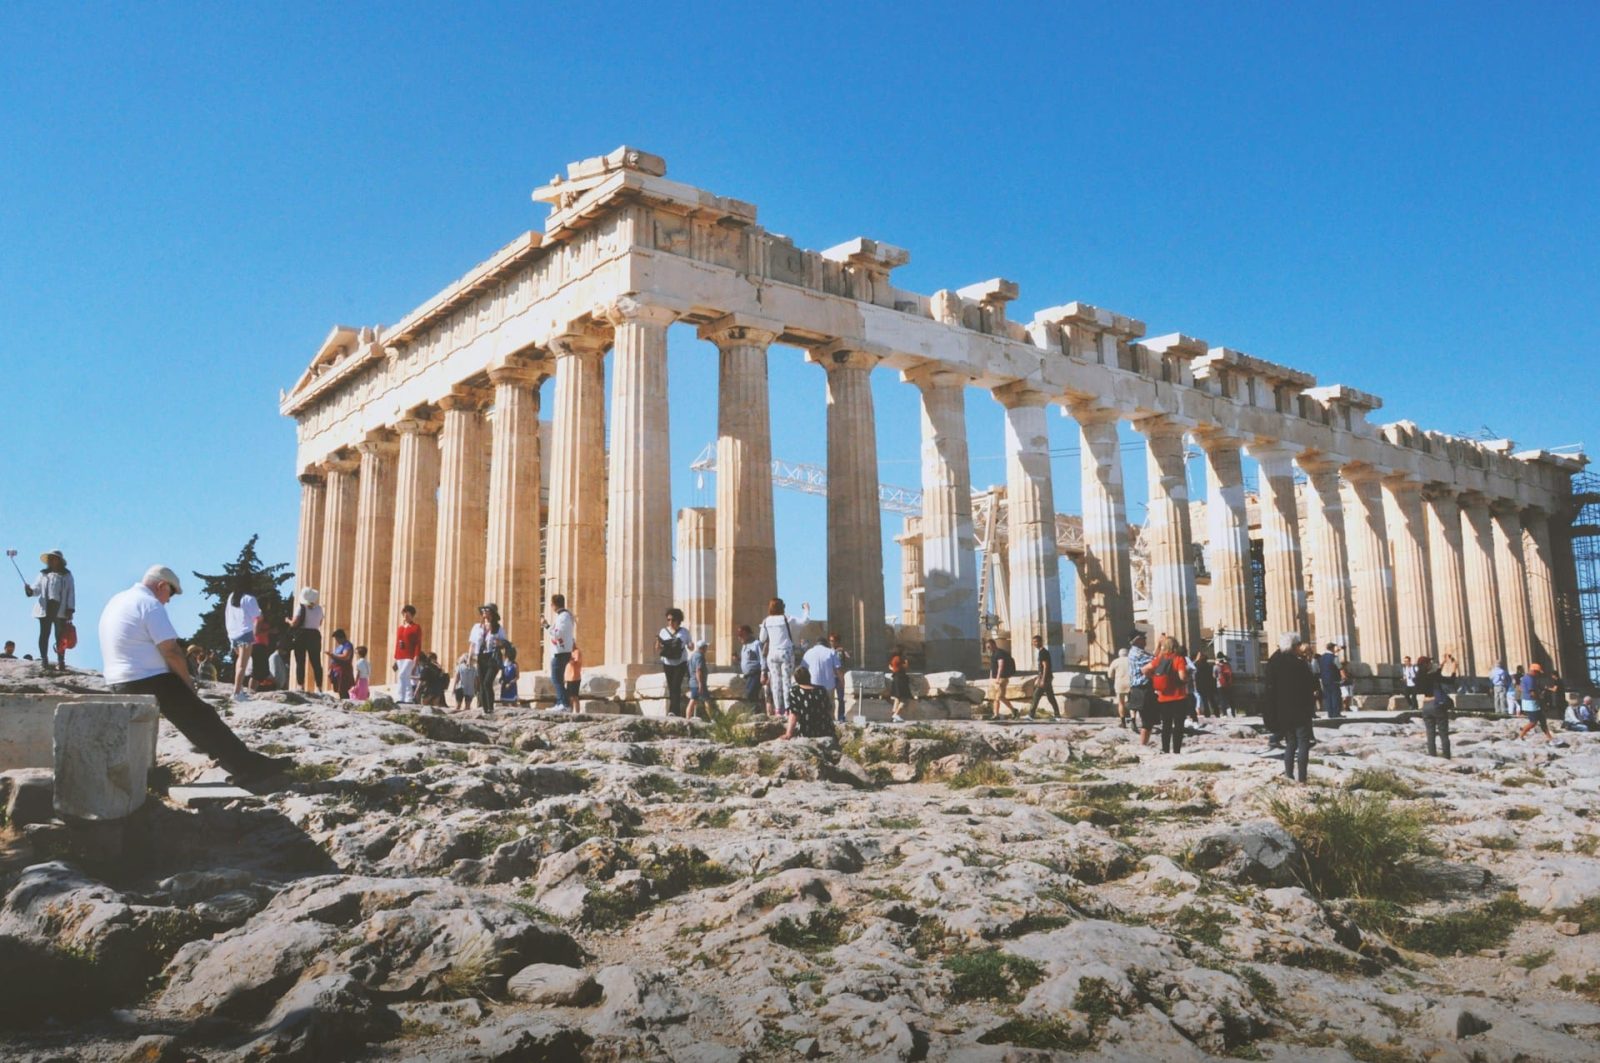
[0,767,55,826]
[507,962,600,1005]
[1187,820,1302,887]
[53,699,160,820]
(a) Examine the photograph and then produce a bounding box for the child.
[499,654,520,703]
[350,645,371,701]
[418,653,448,708]
[453,653,476,712]
[564,645,583,715]
[687,640,711,720]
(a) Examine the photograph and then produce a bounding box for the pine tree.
[191,535,295,675]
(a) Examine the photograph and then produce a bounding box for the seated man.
[99,565,293,785]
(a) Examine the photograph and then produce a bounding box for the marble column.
[432,391,490,663]
[1492,500,1536,670]
[1382,475,1436,663]
[1522,507,1563,673]
[674,507,716,646]
[907,367,980,674]
[701,316,779,667]
[897,518,925,627]
[389,414,442,659]
[1247,442,1309,640]
[604,300,678,672]
[1299,457,1356,656]
[1342,467,1399,670]
[295,470,326,601]
[1459,493,1505,673]
[1197,433,1254,636]
[318,454,360,636]
[349,432,398,675]
[1422,485,1473,675]
[484,363,546,661]
[996,384,1063,659]
[1136,417,1202,651]
[816,346,887,669]
[545,328,609,665]
[1072,405,1135,666]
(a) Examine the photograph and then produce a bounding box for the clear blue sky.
[3,2,1595,666]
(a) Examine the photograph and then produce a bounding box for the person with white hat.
[20,548,75,671]
[98,565,292,785]
[289,587,325,694]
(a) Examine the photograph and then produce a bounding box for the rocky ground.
[4,659,1600,1062]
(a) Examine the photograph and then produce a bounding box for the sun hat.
[299,587,320,606]
[143,564,183,594]
[40,549,66,565]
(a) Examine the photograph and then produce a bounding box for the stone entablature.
[283,146,1588,685]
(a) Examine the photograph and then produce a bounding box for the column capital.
[355,430,398,456]
[602,296,679,329]
[1489,496,1524,517]
[437,387,489,413]
[324,451,361,475]
[1296,451,1350,476]
[547,325,610,361]
[697,312,782,349]
[1381,471,1425,491]
[991,380,1050,410]
[1065,400,1126,427]
[1131,413,1192,441]
[394,412,443,436]
[1192,426,1246,453]
[1457,488,1493,510]
[900,362,971,391]
[488,363,549,388]
[1339,461,1388,484]
[806,342,881,372]
[1246,438,1304,462]
[1420,482,1457,503]
[298,468,325,486]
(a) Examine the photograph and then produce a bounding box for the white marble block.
[53,700,160,821]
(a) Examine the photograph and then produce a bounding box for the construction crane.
[689,443,923,516]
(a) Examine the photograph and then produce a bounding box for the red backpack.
[1152,653,1186,698]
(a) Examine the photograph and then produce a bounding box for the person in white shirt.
[468,604,509,715]
[1401,656,1419,710]
[100,565,291,784]
[223,578,262,701]
[545,594,577,711]
[290,588,325,694]
[758,597,809,715]
[21,548,75,671]
[658,608,694,717]
[801,638,839,714]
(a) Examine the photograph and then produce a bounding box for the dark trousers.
[1031,679,1059,716]
[1321,683,1342,718]
[742,670,761,703]
[1284,724,1313,781]
[664,662,688,716]
[38,607,67,662]
[294,630,324,689]
[1423,713,1452,758]
[1403,689,1418,710]
[476,654,498,713]
[550,652,572,708]
[113,672,254,768]
[1159,698,1187,753]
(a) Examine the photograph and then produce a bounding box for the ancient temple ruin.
[282,147,1588,690]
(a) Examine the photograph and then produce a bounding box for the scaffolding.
[1573,470,1600,685]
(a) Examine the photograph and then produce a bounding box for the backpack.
[659,630,685,663]
[1152,654,1183,697]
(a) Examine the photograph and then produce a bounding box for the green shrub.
[977,1017,1092,1051]
[768,907,849,952]
[1174,761,1230,773]
[943,949,1043,1003]
[1269,791,1435,899]
[950,761,1013,790]
[1345,768,1420,799]
[1505,805,1542,822]
[1391,895,1531,955]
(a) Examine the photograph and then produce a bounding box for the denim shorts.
[231,633,255,648]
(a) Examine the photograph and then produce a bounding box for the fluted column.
[1136,417,1202,651]
[296,470,326,601]
[674,507,716,645]
[432,391,490,662]
[545,328,609,664]
[350,433,398,674]
[389,414,442,659]
[1522,507,1563,673]
[1342,466,1399,670]
[1422,485,1473,674]
[604,300,678,672]
[1382,475,1436,663]
[898,519,925,627]
[1197,433,1253,636]
[1460,492,1505,673]
[814,346,887,668]
[1073,405,1135,665]
[1492,500,1536,670]
[996,384,1063,659]
[907,367,980,674]
[701,315,779,666]
[1247,442,1309,640]
[1299,457,1356,655]
[318,454,360,635]
[484,363,547,661]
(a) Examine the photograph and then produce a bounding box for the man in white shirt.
[801,638,839,708]
[546,594,576,711]
[100,565,292,785]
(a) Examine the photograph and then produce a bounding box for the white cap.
[143,565,183,595]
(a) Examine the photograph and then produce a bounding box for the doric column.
[545,327,609,664]
[349,432,398,675]
[1247,442,1309,640]
[674,507,716,646]
[1459,493,1505,673]
[1299,456,1356,656]
[906,366,980,674]
[1422,485,1473,674]
[295,469,326,601]
[1135,416,1202,651]
[389,414,442,659]
[1491,500,1536,670]
[432,390,490,662]
[1382,475,1436,663]
[897,517,925,627]
[1196,432,1253,636]
[1522,507,1563,673]
[1550,518,1585,682]
[701,315,779,666]
[484,363,547,660]
[813,345,887,668]
[603,299,678,672]
[1341,466,1399,670]
[995,384,1063,660]
[318,454,360,635]
[1072,405,1135,665]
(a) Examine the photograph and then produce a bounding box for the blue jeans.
[1321,683,1342,718]
[1284,724,1313,781]
[550,652,571,708]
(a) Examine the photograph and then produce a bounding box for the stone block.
[842,671,887,697]
[518,673,556,700]
[579,674,621,699]
[637,699,670,718]
[706,672,747,699]
[922,671,968,695]
[53,700,161,821]
[634,673,669,699]
[0,693,160,771]
[0,768,55,827]
[169,783,257,808]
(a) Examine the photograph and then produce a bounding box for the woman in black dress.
[783,664,836,740]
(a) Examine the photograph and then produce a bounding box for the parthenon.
[282,146,1588,691]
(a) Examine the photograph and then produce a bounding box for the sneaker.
[232,691,251,703]
[891,713,905,724]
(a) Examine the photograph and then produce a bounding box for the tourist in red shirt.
[392,604,423,703]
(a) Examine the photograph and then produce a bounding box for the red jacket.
[394,623,422,661]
